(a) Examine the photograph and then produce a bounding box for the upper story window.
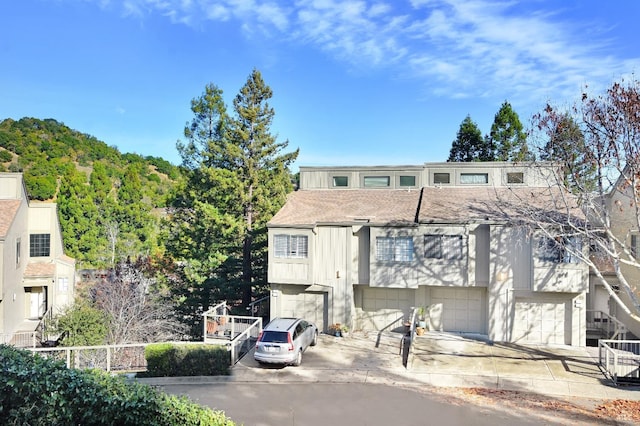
[274,234,308,258]
[376,236,414,262]
[399,175,417,187]
[364,176,390,187]
[460,173,489,184]
[424,235,463,260]
[537,235,582,264]
[433,173,450,184]
[30,233,51,257]
[507,172,524,184]
[16,238,21,266]
[332,176,349,187]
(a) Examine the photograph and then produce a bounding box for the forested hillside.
[0,117,180,267]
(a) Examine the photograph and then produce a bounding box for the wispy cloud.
[93,0,639,102]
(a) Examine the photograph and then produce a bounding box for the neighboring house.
[267,162,589,346]
[588,169,640,339]
[0,173,75,345]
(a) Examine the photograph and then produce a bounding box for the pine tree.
[447,115,491,161]
[538,111,596,193]
[167,69,298,322]
[488,101,531,161]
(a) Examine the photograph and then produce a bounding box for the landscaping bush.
[144,343,230,377]
[0,345,234,426]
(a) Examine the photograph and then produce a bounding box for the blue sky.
[1,1,639,170]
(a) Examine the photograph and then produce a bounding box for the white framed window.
[424,235,463,260]
[58,277,69,292]
[460,173,488,184]
[16,238,21,266]
[537,235,582,264]
[274,234,309,258]
[376,236,414,262]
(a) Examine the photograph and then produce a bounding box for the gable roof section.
[418,186,585,224]
[0,199,21,238]
[268,189,422,227]
[25,262,56,278]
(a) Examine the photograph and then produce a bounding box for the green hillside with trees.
[0,69,298,344]
[0,117,179,267]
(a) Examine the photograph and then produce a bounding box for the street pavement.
[140,331,640,401]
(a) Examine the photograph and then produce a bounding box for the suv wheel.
[293,349,302,366]
[311,331,318,346]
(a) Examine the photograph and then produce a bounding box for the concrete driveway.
[228,330,640,400]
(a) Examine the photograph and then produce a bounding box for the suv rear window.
[260,331,289,343]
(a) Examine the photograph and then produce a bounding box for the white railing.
[599,339,640,385]
[229,316,262,365]
[30,344,149,372]
[587,310,627,340]
[0,332,39,348]
[203,303,262,364]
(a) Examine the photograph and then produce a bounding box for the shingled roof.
[0,199,21,237]
[418,186,585,224]
[268,189,421,226]
[269,186,584,227]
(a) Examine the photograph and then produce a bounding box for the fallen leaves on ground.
[454,388,640,425]
[595,399,640,423]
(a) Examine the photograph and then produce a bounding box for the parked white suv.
[254,317,318,366]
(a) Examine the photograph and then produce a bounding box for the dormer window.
[364,176,390,187]
[332,176,349,187]
[460,173,488,184]
[507,172,524,184]
[399,175,416,187]
[433,173,450,184]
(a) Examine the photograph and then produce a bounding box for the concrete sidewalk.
[140,331,640,401]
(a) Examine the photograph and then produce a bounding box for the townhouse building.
[267,162,588,346]
[0,173,75,344]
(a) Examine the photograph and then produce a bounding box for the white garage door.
[430,288,485,333]
[281,291,327,331]
[360,288,412,330]
[514,300,566,345]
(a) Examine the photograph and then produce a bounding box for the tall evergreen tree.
[488,101,531,161]
[538,111,596,194]
[57,165,103,265]
[167,70,298,328]
[447,115,491,161]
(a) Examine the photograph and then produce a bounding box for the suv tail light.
[287,333,294,351]
[257,331,263,342]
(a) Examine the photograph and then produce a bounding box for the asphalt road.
[160,382,543,426]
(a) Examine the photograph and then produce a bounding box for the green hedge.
[144,343,231,377]
[0,345,234,426]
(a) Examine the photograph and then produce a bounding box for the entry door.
[29,287,46,319]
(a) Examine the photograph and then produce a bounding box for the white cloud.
[89,0,640,103]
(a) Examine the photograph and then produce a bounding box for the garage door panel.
[430,288,485,334]
[360,288,412,330]
[281,292,327,331]
[514,300,566,345]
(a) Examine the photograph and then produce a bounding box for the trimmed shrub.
[0,345,234,426]
[144,343,230,377]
